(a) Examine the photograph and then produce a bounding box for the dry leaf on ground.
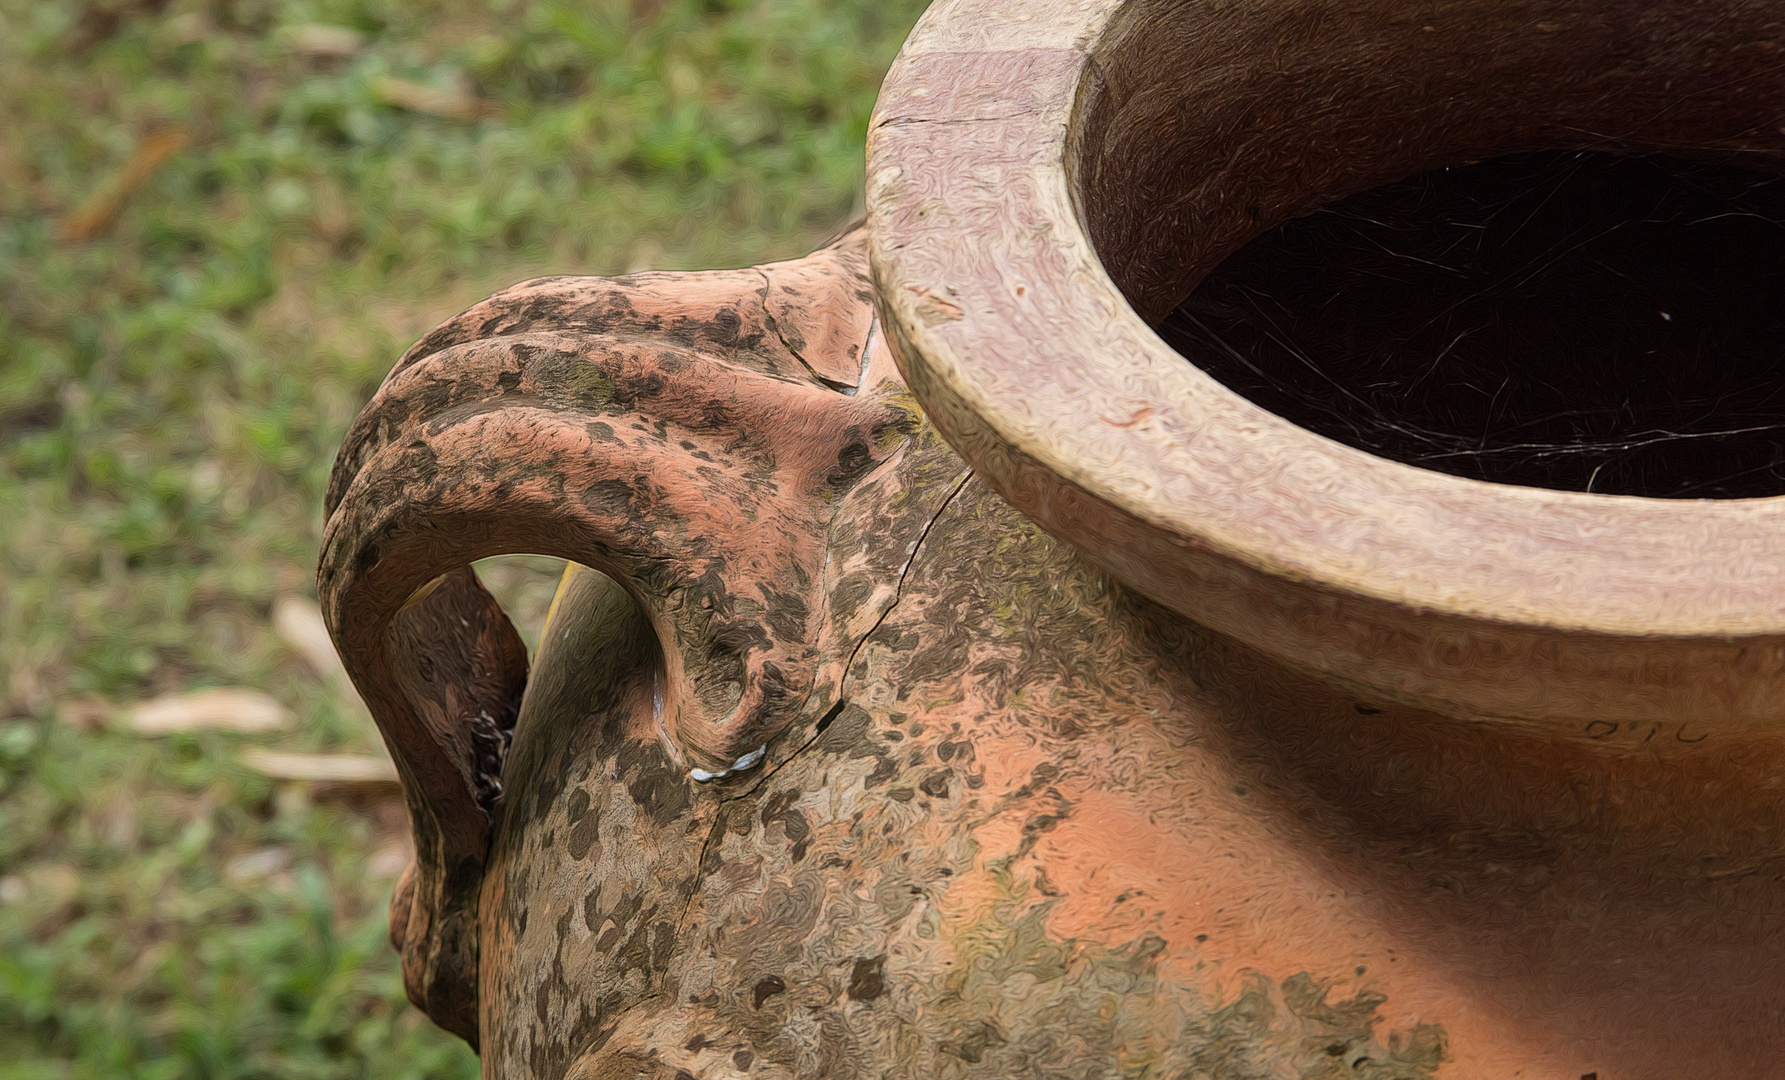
[239,747,399,784]
[370,75,491,122]
[279,24,363,59]
[271,596,391,765]
[63,127,189,242]
[224,846,291,883]
[0,863,82,909]
[272,596,361,701]
[127,688,291,734]
[367,841,413,878]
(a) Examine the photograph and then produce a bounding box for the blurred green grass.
[0,0,926,1075]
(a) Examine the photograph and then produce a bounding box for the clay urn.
[318,0,1785,1076]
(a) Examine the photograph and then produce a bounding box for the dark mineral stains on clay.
[327,224,1460,1079]
[846,956,887,1001]
[751,976,787,1010]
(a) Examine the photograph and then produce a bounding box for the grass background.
[0,0,927,1075]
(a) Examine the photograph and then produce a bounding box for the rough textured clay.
[318,0,1785,1076]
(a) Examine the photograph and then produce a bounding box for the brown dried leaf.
[370,76,491,123]
[272,596,359,700]
[367,840,413,878]
[127,688,291,735]
[279,24,364,60]
[271,596,387,758]
[0,864,81,910]
[223,846,291,883]
[62,127,190,243]
[238,747,399,785]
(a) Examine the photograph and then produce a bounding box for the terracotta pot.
[319,0,1785,1076]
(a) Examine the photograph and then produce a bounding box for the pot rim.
[865,0,1785,726]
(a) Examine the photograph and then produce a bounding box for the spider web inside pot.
[1163,150,1785,499]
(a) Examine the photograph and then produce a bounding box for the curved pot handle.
[316,229,906,1043]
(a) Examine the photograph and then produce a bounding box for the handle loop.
[318,230,904,1042]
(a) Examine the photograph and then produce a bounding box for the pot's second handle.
[316,230,906,1043]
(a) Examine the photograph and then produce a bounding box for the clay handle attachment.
[317,229,905,1043]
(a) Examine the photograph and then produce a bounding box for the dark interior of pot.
[1162,151,1785,498]
[1073,0,1785,499]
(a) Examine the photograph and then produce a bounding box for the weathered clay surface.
[318,0,1785,1072]
[324,227,1785,1079]
[483,435,1455,1078]
[318,229,911,1043]
[482,395,1785,1079]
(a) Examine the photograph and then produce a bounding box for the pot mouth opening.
[1161,149,1785,500]
[869,0,1785,706]
[1071,0,1785,504]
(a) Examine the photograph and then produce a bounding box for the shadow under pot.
[317,0,1785,1077]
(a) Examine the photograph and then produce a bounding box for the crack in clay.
[873,115,1007,128]
[673,441,914,781]
[821,466,974,726]
[675,468,972,934]
[755,266,867,394]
